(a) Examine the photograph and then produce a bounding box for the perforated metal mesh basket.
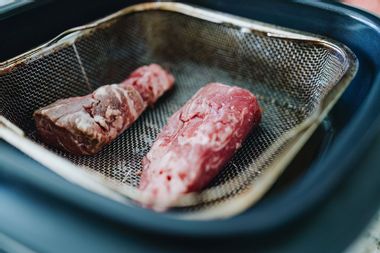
[0,3,357,219]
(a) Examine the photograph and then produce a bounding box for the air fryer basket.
[0,3,357,219]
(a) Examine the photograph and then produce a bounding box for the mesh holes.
[0,10,347,213]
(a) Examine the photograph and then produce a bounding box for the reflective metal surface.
[0,3,357,219]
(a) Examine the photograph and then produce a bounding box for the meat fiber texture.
[140,83,262,210]
[34,64,174,155]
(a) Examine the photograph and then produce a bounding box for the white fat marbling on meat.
[123,89,138,120]
[110,84,123,103]
[55,110,103,142]
[204,155,224,172]
[112,116,124,131]
[177,131,209,146]
[93,115,108,130]
[39,103,66,115]
[141,150,192,209]
[93,86,109,96]
[105,106,121,119]
[72,111,94,131]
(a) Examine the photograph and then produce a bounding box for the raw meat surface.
[34,64,174,155]
[139,83,261,210]
[121,64,174,106]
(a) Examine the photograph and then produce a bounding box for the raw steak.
[34,64,174,155]
[139,83,261,210]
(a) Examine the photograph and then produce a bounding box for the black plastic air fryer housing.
[0,1,380,252]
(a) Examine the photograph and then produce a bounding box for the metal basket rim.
[0,2,359,219]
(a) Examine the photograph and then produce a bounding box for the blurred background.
[343,0,380,15]
[339,2,380,253]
